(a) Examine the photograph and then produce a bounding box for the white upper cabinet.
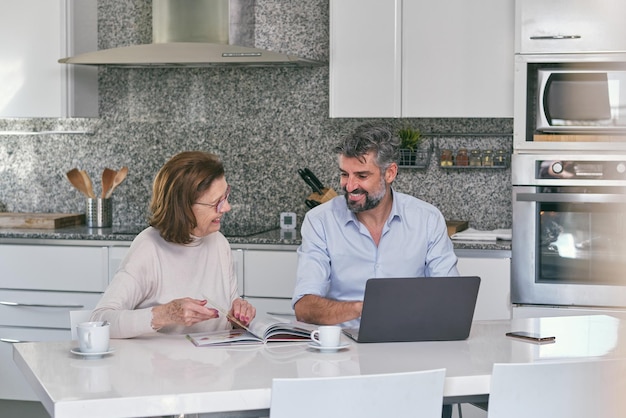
[0,0,98,118]
[403,0,514,117]
[516,0,626,54]
[330,0,514,118]
[329,0,401,118]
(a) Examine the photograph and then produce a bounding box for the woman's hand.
[151,297,219,330]
[229,298,256,328]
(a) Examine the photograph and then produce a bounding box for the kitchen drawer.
[0,289,101,328]
[0,327,68,401]
[0,244,108,292]
[457,257,511,320]
[243,250,298,298]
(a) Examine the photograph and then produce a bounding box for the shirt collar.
[336,188,402,227]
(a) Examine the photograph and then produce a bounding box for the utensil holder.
[86,198,112,228]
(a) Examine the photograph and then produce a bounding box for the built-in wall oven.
[512,154,626,311]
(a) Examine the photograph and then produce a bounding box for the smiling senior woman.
[91,151,256,338]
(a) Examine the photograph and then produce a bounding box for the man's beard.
[344,178,387,213]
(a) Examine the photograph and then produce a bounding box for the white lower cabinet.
[241,249,298,317]
[0,244,110,401]
[457,256,511,320]
[0,290,102,329]
[1,244,108,292]
[240,249,512,321]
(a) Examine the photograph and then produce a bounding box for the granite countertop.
[0,225,512,251]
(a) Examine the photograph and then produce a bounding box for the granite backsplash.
[0,0,512,232]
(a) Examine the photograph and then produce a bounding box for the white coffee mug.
[77,322,110,353]
[310,325,341,347]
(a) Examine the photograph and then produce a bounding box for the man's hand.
[294,295,363,325]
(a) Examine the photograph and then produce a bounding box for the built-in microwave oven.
[514,53,626,152]
[537,68,626,133]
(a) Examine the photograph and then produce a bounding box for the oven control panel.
[537,160,626,180]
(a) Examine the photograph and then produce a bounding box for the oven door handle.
[516,193,626,204]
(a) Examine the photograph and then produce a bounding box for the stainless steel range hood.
[59,0,324,68]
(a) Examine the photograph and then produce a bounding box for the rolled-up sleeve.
[292,209,332,306]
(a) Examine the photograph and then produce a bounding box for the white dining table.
[13,315,626,418]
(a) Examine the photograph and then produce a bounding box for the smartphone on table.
[505,331,556,344]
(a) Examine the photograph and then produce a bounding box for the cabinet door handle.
[0,338,32,344]
[529,35,582,40]
[0,301,85,309]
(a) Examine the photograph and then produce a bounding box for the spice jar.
[494,149,508,167]
[455,148,469,166]
[482,149,493,166]
[440,149,453,166]
[469,149,482,166]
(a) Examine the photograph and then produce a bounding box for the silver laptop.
[343,276,481,343]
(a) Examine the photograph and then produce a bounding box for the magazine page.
[186,328,262,347]
[247,315,281,338]
[250,315,316,341]
[187,316,317,346]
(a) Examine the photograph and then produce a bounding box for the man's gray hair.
[333,123,400,172]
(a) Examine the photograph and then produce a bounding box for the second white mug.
[310,325,342,347]
[77,321,110,353]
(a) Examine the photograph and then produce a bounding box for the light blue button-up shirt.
[293,190,459,324]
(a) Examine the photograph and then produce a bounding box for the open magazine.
[186,315,317,346]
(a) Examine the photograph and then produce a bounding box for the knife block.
[307,188,338,204]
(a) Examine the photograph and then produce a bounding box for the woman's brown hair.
[149,151,225,244]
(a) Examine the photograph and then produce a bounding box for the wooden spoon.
[101,167,117,198]
[105,166,128,198]
[80,170,96,199]
[66,168,91,198]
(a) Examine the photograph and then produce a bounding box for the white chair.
[487,359,626,418]
[269,369,446,418]
[69,309,93,340]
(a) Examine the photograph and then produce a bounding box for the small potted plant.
[397,126,422,166]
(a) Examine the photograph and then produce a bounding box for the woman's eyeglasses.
[195,185,231,213]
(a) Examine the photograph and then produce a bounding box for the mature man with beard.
[292,123,459,327]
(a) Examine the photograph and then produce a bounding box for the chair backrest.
[488,359,626,418]
[269,368,446,418]
[69,309,93,340]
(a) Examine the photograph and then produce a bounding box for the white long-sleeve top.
[91,227,238,338]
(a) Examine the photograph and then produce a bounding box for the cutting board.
[0,213,85,229]
[446,220,469,237]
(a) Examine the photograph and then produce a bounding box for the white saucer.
[70,347,115,358]
[307,342,350,352]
